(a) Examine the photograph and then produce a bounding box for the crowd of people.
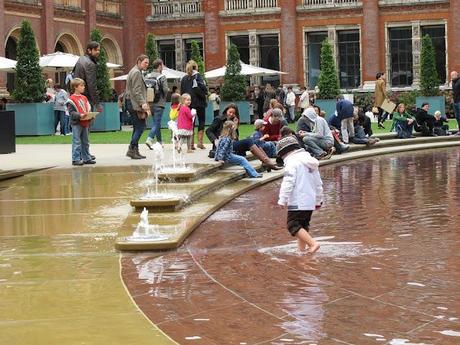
[45,41,459,169]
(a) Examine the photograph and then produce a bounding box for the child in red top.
[67,78,94,166]
[176,93,195,153]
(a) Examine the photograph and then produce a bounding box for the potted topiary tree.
[88,28,120,131]
[220,44,250,123]
[416,34,444,115]
[315,39,340,120]
[7,20,53,135]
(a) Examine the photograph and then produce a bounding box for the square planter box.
[6,102,54,136]
[314,99,337,121]
[219,101,251,124]
[91,102,121,132]
[416,96,445,116]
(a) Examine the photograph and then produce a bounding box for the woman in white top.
[299,86,310,113]
[208,88,221,118]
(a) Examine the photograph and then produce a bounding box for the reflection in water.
[122,148,460,345]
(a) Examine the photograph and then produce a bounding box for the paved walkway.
[0,144,215,171]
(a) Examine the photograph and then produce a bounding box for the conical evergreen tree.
[221,44,246,101]
[317,39,340,99]
[145,33,159,73]
[191,40,205,76]
[90,29,112,102]
[12,20,44,103]
[420,34,440,97]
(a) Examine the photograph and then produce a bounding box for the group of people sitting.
[386,102,451,139]
[204,96,383,178]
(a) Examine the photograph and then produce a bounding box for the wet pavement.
[121,148,460,345]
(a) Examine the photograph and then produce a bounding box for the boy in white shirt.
[277,136,323,253]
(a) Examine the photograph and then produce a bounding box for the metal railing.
[225,0,278,11]
[7,0,41,5]
[96,0,122,16]
[379,0,448,5]
[302,0,361,7]
[151,1,202,19]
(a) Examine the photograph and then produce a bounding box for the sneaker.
[72,160,84,166]
[90,154,96,160]
[145,138,153,150]
[83,160,96,164]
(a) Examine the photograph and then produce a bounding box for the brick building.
[1,0,459,96]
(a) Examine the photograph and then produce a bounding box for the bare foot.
[308,242,320,253]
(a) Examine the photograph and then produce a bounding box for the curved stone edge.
[116,139,460,252]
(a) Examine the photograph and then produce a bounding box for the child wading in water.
[67,78,95,166]
[277,136,323,253]
[215,121,262,178]
[176,93,195,153]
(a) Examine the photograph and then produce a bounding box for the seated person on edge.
[251,119,277,158]
[206,103,280,170]
[296,108,313,133]
[415,102,436,136]
[298,107,335,160]
[262,108,284,142]
[433,110,449,136]
[391,103,415,139]
[352,107,379,147]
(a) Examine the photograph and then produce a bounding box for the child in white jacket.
[276,135,323,253]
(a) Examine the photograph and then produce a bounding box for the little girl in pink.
[176,93,195,153]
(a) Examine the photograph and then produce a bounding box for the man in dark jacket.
[451,71,460,135]
[74,41,100,109]
[336,95,355,144]
[415,102,436,136]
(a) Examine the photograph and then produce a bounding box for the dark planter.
[91,102,120,132]
[6,102,54,136]
[314,99,337,120]
[0,110,16,154]
[415,96,445,116]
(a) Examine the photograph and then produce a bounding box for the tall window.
[229,35,250,64]
[5,37,17,93]
[158,40,176,69]
[338,30,360,89]
[307,32,327,89]
[184,38,203,64]
[389,27,413,87]
[421,25,446,84]
[259,34,280,86]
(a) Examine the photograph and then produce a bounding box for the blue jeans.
[129,111,146,148]
[454,102,460,130]
[147,106,164,143]
[303,136,333,157]
[228,153,259,178]
[64,114,71,134]
[255,140,276,158]
[54,110,66,134]
[395,121,414,138]
[72,124,91,162]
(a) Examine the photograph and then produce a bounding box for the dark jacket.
[453,77,460,103]
[336,99,354,120]
[206,114,227,144]
[74,55,97,106]
[180,72,207,109]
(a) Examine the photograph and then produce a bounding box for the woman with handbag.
[125,54,150,159]
[180,60,208,150]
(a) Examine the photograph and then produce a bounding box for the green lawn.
[15,120,459,145]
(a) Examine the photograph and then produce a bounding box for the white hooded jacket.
[278,149,324,210]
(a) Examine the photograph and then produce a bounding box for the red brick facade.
[0,0,455,95]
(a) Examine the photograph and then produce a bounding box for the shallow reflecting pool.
[122,148,460,345]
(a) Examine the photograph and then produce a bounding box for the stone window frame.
[302,25,362,91]
[224,29,280,85]
[385,19,447,90]
[154,33,204,72]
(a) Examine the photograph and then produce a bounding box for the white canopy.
[39,52,121,70]
[205,61,287,79]
[0,56,17,72]
[110,66,186,81]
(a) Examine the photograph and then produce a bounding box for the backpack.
[144,75,162,103]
